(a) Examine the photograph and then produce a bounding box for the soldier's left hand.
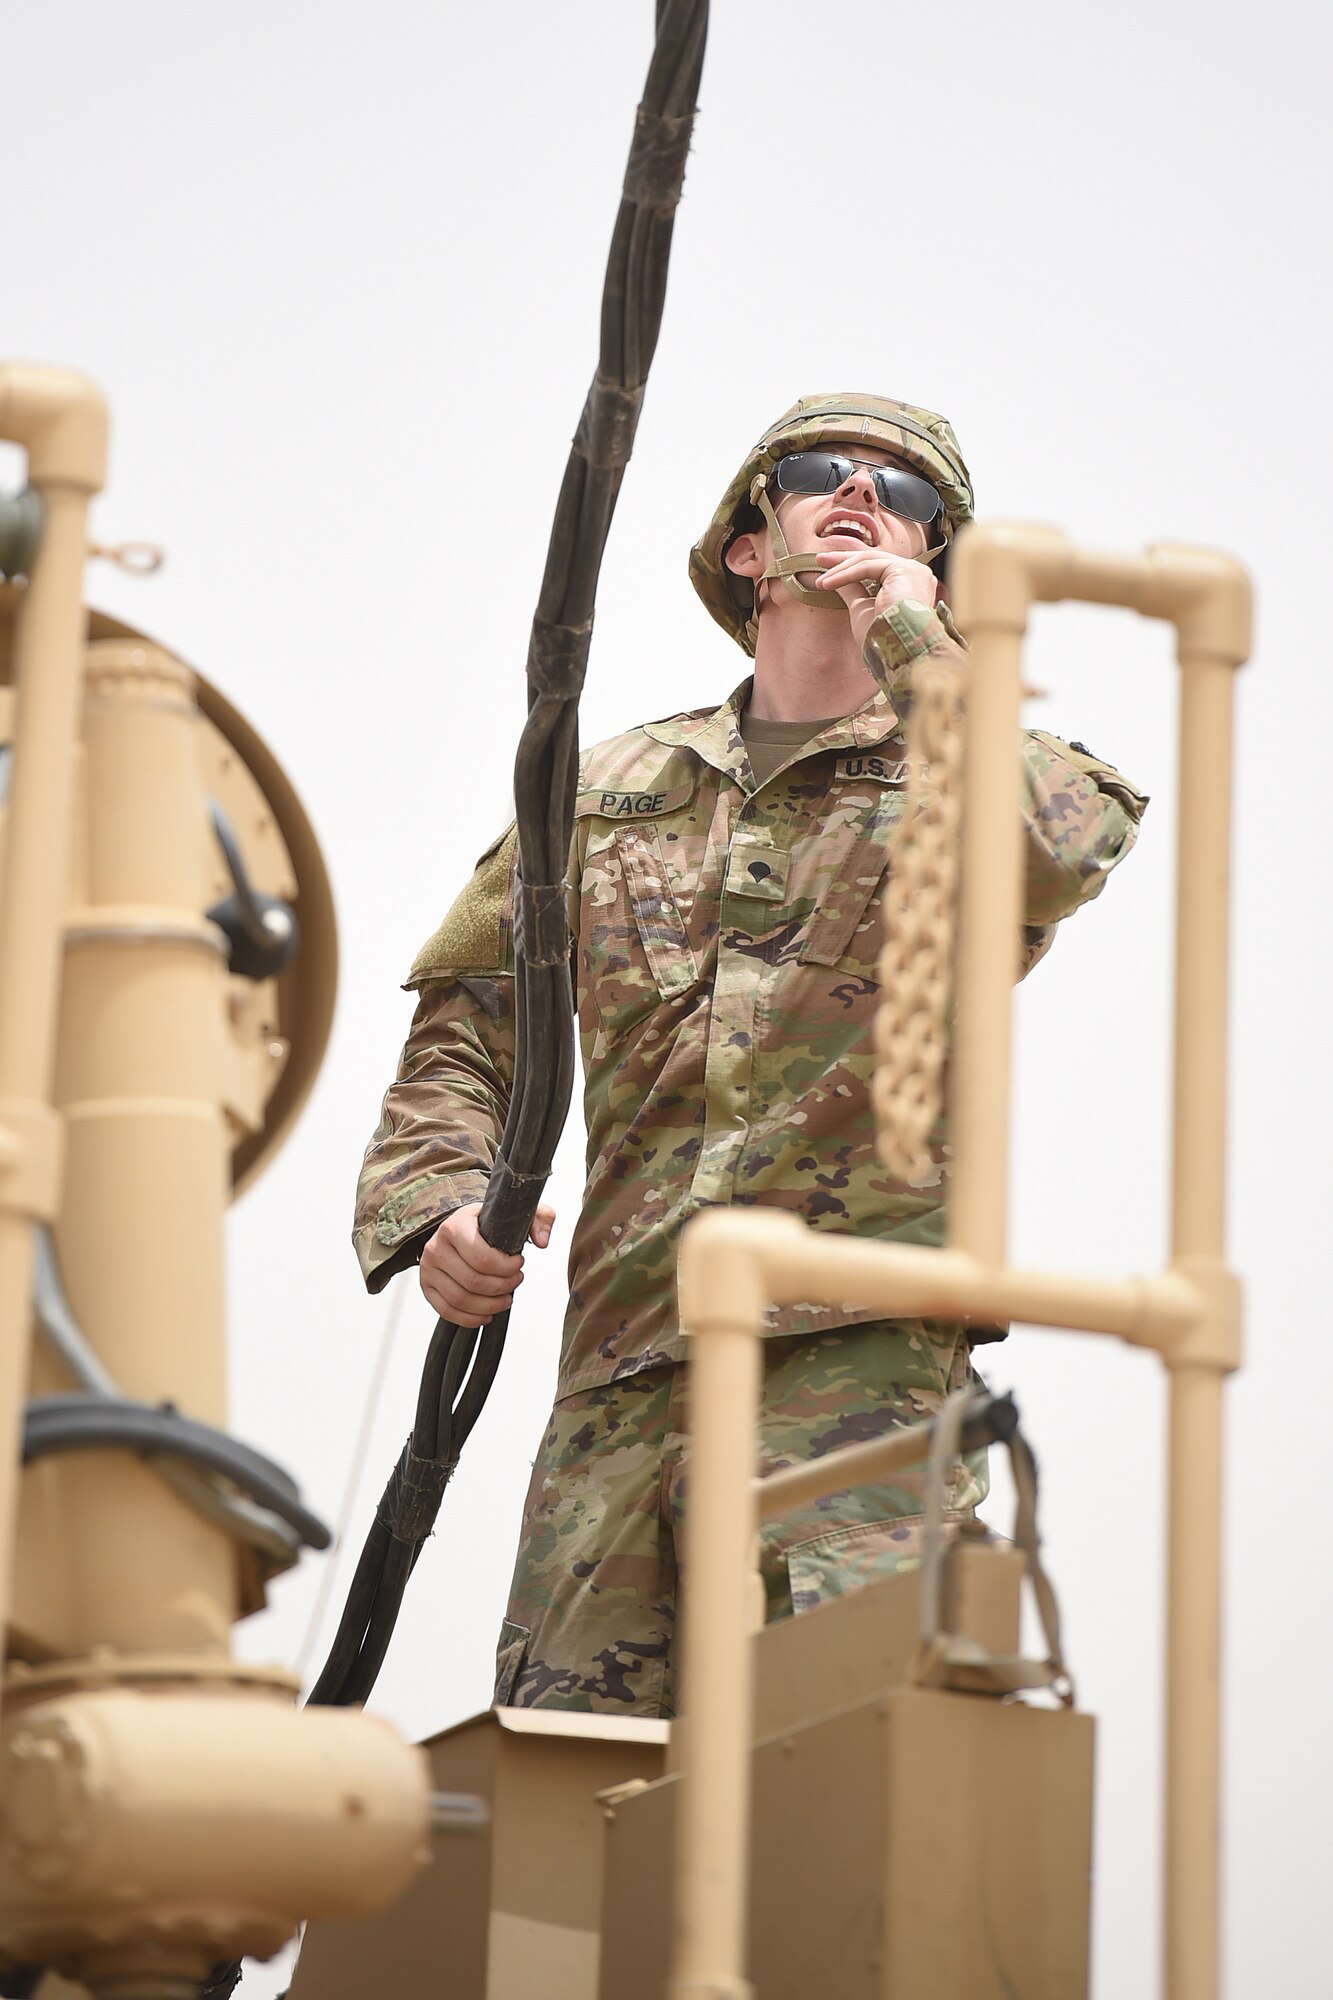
[813,548,938,653]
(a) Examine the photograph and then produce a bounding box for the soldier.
[354,393,1147,1716]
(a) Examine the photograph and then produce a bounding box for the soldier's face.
[724,442,931,598]
[770,444,931,564]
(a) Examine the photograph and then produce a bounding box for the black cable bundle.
[307,0,708,1715]
[202,16,708,1991]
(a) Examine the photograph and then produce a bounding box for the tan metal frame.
[669,523,1250,2000]
[0,369,432,1995]
[0,365,107,1641]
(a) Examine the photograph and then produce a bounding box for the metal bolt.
[430,1790,490,1835]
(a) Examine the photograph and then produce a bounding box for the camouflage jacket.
[355,605,1147,1396]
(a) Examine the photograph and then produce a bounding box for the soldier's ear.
[724,530,765,581]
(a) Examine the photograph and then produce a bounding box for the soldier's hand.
[420,1200,556,1328]
[813,547,938,654]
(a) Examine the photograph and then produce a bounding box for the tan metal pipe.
[953,524,1249,2000]
[947,611,1025,1265]
[28,640,238,1655]
[1163,591,1243,2000]
[672,525,1250,2000]
[1165,1363,1224,2000]
[669,1224,763,2000]
[676,1211,1206,1352]
[0,1680,431,1975]
[1171,637,1236,1264]
[0,366,106,1648]
[665,1213,1234,1526]
[953,522,1251,643]
[671,1205,1237,2000]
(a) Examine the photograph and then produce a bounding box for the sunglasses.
[771,451,944,527]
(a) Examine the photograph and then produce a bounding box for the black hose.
[202,29,706,2000]
[22,1395,331,1550]
[305,0,708,1717]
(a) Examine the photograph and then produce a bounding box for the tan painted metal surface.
[0,1677,429,1969]
[0,366,107,1650]
[669,525,1250,2000]
[605,1680,1094,2000]
[14,639,237,1659]
[665,1537,1023,1778]
[0,592,339,1205]
[187,661,337,1198]
[0,369,426,1996]
[290,1709,668,2000]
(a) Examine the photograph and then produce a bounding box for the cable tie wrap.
[380,1440,455,1545]
[577,377,646,471]
[527,614,592,700]
[483,1155,551,1251]
[623,105,694,212]
[517,879,570,967]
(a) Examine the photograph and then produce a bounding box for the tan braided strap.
[874,649,966,1183]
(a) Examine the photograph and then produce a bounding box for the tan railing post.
[954,529,1249,2000]
[946,526,1039,1265]
[1162,557,1247,2000]
[669,1208,772,2000]
[671,524,1249,2000]
[0,365,107,1643]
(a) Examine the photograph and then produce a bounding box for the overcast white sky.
[6,2,1330,1994]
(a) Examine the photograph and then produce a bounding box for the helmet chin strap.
[743,472,949,648]
[751,474,843,614]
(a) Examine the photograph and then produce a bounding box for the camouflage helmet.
[689,392,974,655]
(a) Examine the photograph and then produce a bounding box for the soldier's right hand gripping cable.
[421,1201,555,1331]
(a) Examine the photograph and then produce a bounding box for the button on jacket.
[355,612,1146,1398]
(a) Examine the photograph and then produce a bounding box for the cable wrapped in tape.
[527,613,593,700]
[517,879,571,967]
[623,105,694,211]
[482,1154,551,1255]
[379,1441,455,1545]
[577,377,646,471]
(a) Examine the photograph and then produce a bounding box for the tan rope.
[874,648,965,1183]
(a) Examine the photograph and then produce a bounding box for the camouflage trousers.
[494,1318,989,1718]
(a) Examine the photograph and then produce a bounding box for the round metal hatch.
[0,585,337,1196]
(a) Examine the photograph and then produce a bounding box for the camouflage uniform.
[355,596,1147,1716]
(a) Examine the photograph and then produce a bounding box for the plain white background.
[5,3,1329,1994]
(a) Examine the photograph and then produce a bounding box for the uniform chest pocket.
[579,820,700,1039]
[798,818,895,969]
